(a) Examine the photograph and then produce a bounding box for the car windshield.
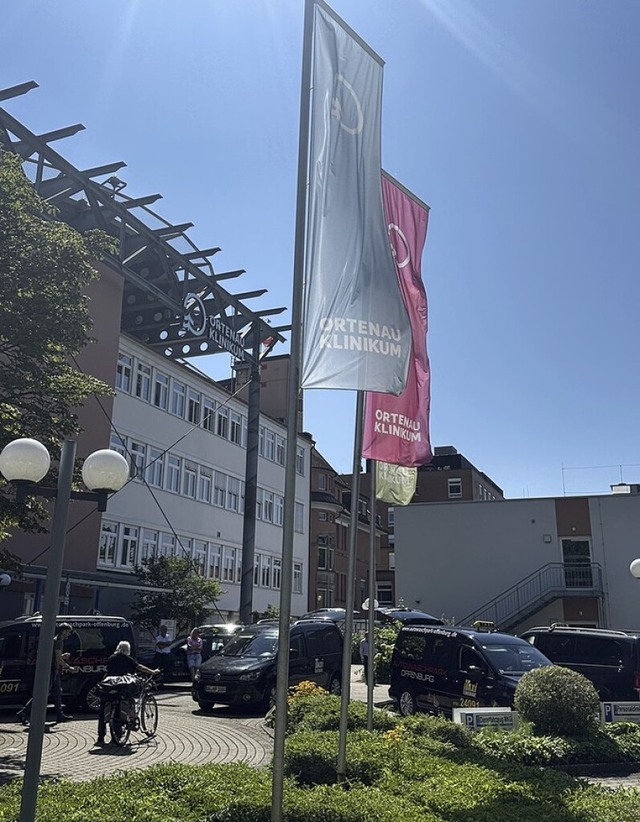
[220,631,278,658]
[482,642,550,675]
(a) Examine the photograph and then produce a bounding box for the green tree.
[131,555,223,635]
[0,150,113,547]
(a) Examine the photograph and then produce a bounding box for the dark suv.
[192,620,343,712]
[521,625,640,701]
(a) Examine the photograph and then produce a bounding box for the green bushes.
[514,665,600,736]
[286,690,397,735]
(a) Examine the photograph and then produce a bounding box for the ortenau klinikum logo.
[181,292,207,337]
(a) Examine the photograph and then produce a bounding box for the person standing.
[154,624,173,681]
[18,623,78,725]
[359,631,374,686]
[186,627,203,682]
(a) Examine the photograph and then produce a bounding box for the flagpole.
[367,462,377,730]
[337,389,365,782]
[271,0,315,819]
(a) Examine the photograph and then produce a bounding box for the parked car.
[520,624,640,701]
[0,614,136,713]
[389,623,551,718]
[137,624,242,682]
[192,619,343,712]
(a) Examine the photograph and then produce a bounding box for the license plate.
[205,685,226,693]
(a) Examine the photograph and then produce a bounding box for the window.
[236,550,243,583]
[183,461,197,498]
[318,545,328,570]
[166,455,182,493]
[116,353,133,392]
[159,532,175,557]
[223,546,236,582]
[171,381,186,417]
[274,495,284,526]
[146,447,164,488]
[227,477,240,512]
[258,426,265,456]
[275,436,285,466]
[388,552,395,570]
[562,539,593,588]
[216,406,229,439]
[318,473,327,491]
[447,478,462,499]
[293,562,303,594]
[254,554,261,586]
[255,487,263,520]
[135,363,152,402]
[209,544,222,581]
[202,398,216,432]
[296,445,305,475]
[98,521,118,566]
[318,512,328,522]
[109,433,127,459]
[242,417,248,448]
[261,555,272,588]
[153,371,169,410]
[230,412,242,444]
[272,558,281,590]
[194,540,207,575]
[214,472,227,507]
[263,491,274,523]
[141,529,158,561]
[120,525,139,567]
[130,441,146,481]
[294,502,304,533]
[265,430,276,461]
[187,389,201,424]
[198,466,212,503]
[377,582,393,605]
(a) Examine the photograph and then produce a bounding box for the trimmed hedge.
[514,666,600,736]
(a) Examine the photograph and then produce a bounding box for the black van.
[521,625,640,701]
[0,614,135,713]
[389,624,551,718]
[192,620,343,712]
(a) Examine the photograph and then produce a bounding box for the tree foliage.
[0,150,113,547]
[131,555,223,635]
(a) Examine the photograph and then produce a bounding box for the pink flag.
[362,173,431,467]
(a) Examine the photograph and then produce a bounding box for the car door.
[449,644,493,712]
[0,626,31,705]
[287,632,314,688]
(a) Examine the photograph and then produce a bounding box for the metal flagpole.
[367,462,377,730]
[271,1,315,819]
[337,390,365,782]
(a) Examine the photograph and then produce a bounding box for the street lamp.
[630,559,640,580]
[0,437,128,822]
[0,573,11,588]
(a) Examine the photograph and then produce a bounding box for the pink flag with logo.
[362,173,431,467]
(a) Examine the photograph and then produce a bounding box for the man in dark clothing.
[96,640,158,745]
[18,623,78,724]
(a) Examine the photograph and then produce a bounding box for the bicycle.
[104,674,159,746]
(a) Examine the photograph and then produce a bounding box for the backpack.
[97,674,140,698]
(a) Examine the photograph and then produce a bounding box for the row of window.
[110,434,305,530]
[116,350,306,474]
[97,521,304,593]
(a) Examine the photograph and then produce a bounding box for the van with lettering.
[389,624,552,718]
[0,614,135,713]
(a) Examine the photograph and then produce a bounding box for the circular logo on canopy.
[331,74,364,135]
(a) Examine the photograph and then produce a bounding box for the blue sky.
[2,1,638,499]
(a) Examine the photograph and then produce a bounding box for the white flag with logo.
[300,2,411,394]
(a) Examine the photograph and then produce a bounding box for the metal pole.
[239,323,261,626]
[271,2,314,818]
[367,463,377,730]
[19,439,76,822]
[337,391,365,781]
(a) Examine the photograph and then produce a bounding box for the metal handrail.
[459,562,603,631]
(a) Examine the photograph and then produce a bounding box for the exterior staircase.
[459,562,603,633]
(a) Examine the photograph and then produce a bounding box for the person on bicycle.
[96,641,158,746]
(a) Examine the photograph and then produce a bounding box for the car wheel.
[398,690,416,716]
[328,674,341,696]
[198,701,215,711]
[80,680,101,714]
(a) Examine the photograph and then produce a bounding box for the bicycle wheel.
[140,693,158,737]
[109,702,131,747]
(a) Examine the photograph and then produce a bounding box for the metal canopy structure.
[0,81,289,364]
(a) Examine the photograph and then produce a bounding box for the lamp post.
[0,573,11,588]
[630,559,640,581]
[0,437,128,822]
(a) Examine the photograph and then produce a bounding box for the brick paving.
[1,668,639,792]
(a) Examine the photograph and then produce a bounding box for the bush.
[514,665,600,737]
[399,712,472,748]
[285,691,397,736]
[284,729,387,786]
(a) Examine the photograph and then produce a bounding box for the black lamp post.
[0,437,129,822]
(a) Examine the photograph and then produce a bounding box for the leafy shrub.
[284,729,387,786]
[285,691,397,736]
[399,712,472,748]
[373,623,402,684]
[514,665,600,737]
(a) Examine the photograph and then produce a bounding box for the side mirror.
[466,665,485,682]
[289,647,300,660]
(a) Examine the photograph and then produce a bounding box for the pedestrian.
[17,622,78,725]
[154,624,173,681]
[359,631,375,686]
[186,627,203,682]
[96,640,158,746]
